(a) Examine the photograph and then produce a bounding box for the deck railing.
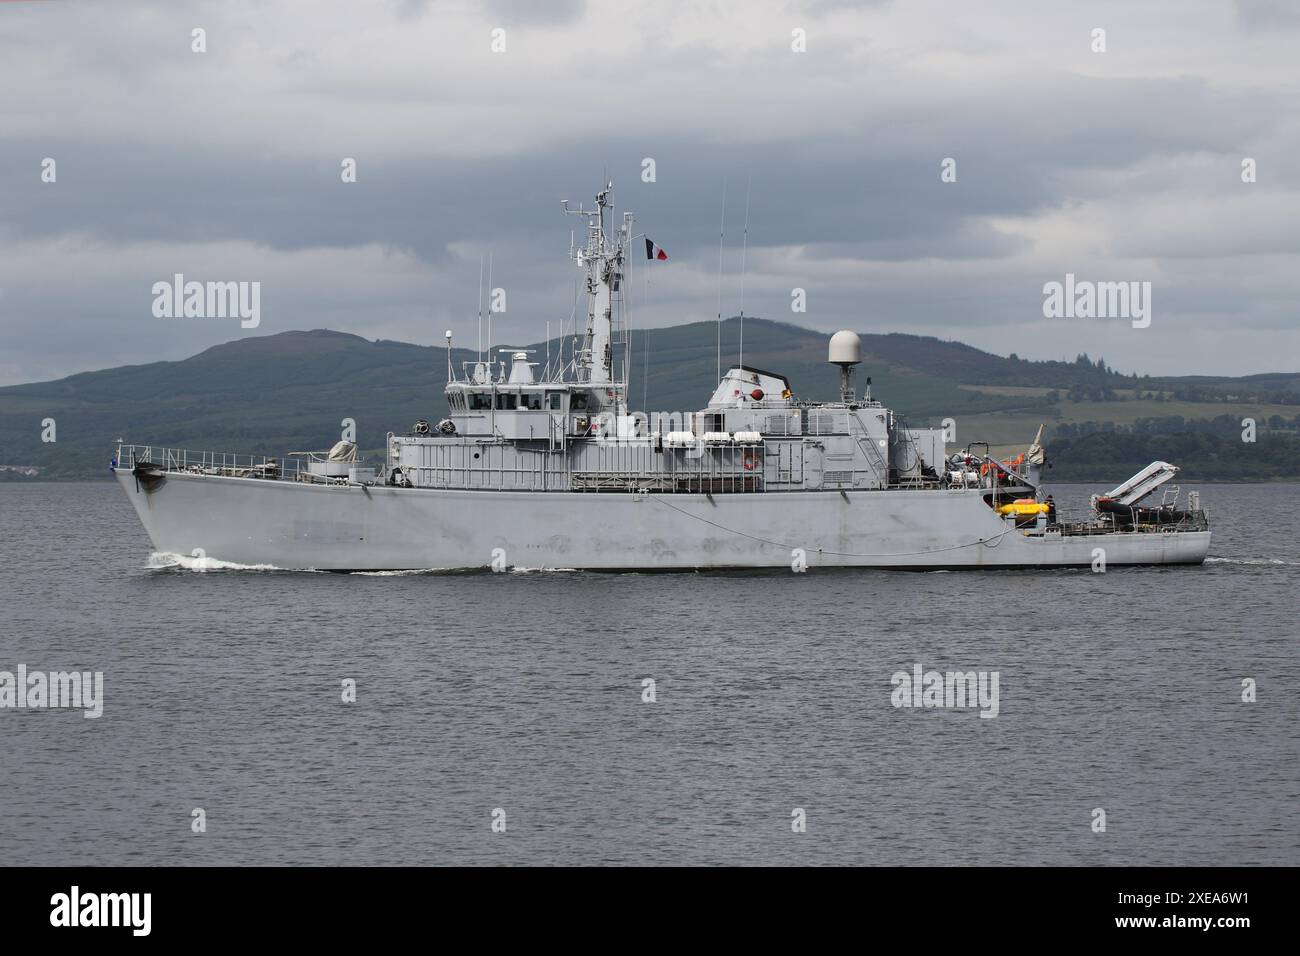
[116,444,358,484]
[1012,507,1209,535]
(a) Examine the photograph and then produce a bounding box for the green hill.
[1,317,1297,480]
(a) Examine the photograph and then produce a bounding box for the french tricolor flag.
[644,238,668,261]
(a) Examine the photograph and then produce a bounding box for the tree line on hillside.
[1064,384,1300,405]
[1053,413,1300,441]
[1047,429,1300,481]
[998,351,1300,405]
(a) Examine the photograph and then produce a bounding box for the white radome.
[829,330,862,366]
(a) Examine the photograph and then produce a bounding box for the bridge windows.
[464,389,565,413]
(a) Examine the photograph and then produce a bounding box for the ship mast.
[563,183,631,391]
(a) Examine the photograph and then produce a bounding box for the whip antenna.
[738,176,751,370]
[476,254,484,362]
[715,177,727,382]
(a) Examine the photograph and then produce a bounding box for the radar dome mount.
[828,330,865,403]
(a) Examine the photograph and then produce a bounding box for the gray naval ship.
[114,184,1210,571]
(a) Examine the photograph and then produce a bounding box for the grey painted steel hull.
[115,468,1211,571]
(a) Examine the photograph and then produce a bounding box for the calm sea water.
[0,480,1296,866]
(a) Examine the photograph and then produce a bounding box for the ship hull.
[114,468,1211,571]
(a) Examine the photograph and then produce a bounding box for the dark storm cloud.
[0,0,1298,383]
[1,71,1274,262]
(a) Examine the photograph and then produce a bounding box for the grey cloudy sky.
[1,0,1298,385]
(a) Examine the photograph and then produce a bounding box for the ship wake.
[146,552,301,573]
[1205,556,1300,567]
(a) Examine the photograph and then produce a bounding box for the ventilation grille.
[766,415,790,436]
[805,412,836,434]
